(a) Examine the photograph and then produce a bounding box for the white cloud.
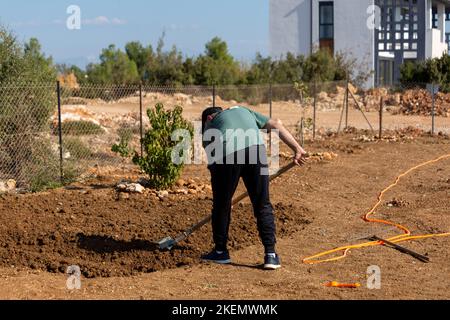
[11,16,126,29]
[167,24,201,31]
[82,16,127,26]
[11,20,41,27]
[111,18,127,25]
[83,16,109,25]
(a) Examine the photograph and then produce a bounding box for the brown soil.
[0,178,312,278]
[0,131,449,299]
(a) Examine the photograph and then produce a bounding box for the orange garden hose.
[303,153,450,265]
[325,281,361,289]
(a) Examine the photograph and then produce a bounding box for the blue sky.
[0,0,269,68]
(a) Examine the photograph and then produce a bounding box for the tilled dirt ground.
[0,185,311,278]
[0,131,449,299]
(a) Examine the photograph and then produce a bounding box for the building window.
[376,0,419,55]
[446,8,450,53]
[446,33,450,52]
[379,59,394,86]
[432,6,438,29]
[319,1,334,53]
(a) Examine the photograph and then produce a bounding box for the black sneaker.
[201,250,231,264]
[264,254,281,270]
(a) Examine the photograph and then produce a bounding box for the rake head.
[155,237,176,251]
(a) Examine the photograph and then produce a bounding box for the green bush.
[63,137,93,159]
[0,26,58,188]
[132,103,193,190]
[111,126,134,158]
[55,121,104,136]
[400,53,450,92]
[30,163,78,193]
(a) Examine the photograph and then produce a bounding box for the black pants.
[208,145,276,254]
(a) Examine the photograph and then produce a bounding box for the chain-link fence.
[0,83,59,192]
[1,81,449,192]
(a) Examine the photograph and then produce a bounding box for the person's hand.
[293,148,308,166]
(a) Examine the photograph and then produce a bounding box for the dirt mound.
[0,189,312,278]
[398,89,449,117]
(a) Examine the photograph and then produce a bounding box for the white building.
[270,0,450,87]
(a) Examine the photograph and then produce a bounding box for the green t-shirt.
[203,106,269,156]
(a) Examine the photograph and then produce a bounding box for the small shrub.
[30,164,77,192]
[55,121,104,136]
[132,103,193,190]
[24,140,79,192]
[112,126,134,158]
[63,137,93,159]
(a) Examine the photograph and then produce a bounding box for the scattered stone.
[0,179,17,193]
[322,152,333,161]
[386,198,409,208]
[157,190,169,199]
[116,192,130,201]
[171,188,188,195]
[116,183,145,194]
[175,179,186,187]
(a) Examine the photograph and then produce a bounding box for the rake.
[154,161,298,251]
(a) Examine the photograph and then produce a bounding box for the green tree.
[0,26,59,190]
[245,53,273,84]
[86,44,139,84]
[194,37,241,85]
[113,103,194,190]
[400,53,450,91]
[125,41,154,81]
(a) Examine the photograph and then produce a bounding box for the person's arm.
[264,118,308,166]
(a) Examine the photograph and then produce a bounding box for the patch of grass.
[54,121,104,136]
[30,164,78,193]
[63,137,93,159]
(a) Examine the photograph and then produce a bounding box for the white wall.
[270,0,375,87]
[425,0,448,58]
[312,0,375,87]
[270,0,311,58]
[426,29,448,58]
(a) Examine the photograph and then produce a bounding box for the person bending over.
[201,106,307,270]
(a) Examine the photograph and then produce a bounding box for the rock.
[322,152,333,161]
[7,179,16,190]
[175,188,188,195]
[157,190,169,198]
[175,179,186,187]
[188,189,197,195]
[116,183,145,194]
[317,92,329,101]
[348,83,358,95]
[0,179,16,193]
[399,89,449,117]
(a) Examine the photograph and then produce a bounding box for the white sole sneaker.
[264,264,281,270]
[202,259,232,264]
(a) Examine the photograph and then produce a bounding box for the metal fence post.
[269,82,273,119]
[432,83,435,135]
[313,80,317,140]
[139,83,144,157]
[345,77,349,129]
[300,117,305,147]
[212,84,216,107]
[56,81,63,185]
[269,82,273,155]
[379,97,383,139]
